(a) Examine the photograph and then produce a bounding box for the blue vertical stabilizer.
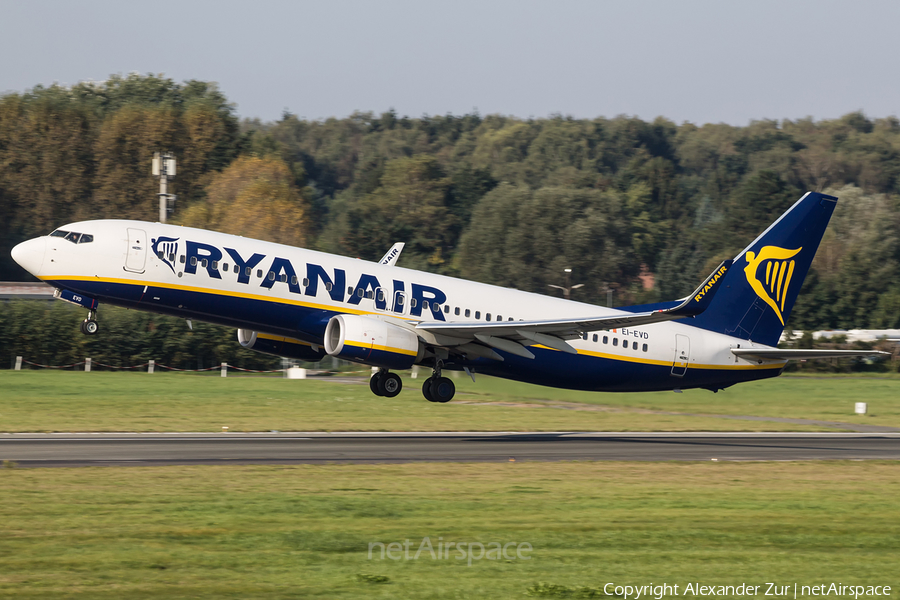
[687,191,838,346]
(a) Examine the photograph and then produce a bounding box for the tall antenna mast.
[151,152,177,223]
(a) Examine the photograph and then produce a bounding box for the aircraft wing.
[415,260,732,359]
[731,348,890,360]
[379,242,405,267]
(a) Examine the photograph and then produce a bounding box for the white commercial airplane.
[11,191,885,402]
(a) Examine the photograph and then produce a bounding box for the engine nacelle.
[324,315,424,369]
[237,329,327,362]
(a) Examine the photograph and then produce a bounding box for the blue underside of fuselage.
[50,278,782,393]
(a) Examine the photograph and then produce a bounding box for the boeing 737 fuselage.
[10,191,884,402]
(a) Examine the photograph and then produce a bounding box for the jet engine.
[237,329,327,362]
[324,314,424,369]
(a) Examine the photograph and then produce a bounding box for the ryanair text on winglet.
[694,264,729,303]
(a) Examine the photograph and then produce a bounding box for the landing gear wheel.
[431,377,455,403]
[81,319,99,335]
[370,372,385,396]
[379,372,403,397]
[422,378,438,402]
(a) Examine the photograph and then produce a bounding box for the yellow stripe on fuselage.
[40,274,379,318]
[43,275,783,372]
[532,345,784,371]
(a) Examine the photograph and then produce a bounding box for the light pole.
[548,267,584,300]
[152,152,177,223]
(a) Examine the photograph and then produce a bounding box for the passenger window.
[423,301,430,310]
[433,303,440,312]
[367,290,374,299]
[233,265,239,274]
[223,263,229,272]
[180,256,186,264]
[245,266,251,276]
[291,276,298,285]
[377,289,385,302]
[212,261,218,270]
[486,313,491,320]
[642,343,648,352]
[190,257,197,266]
[465,309,471,317]
[411,298,417,308]
[348,286,354,295]
[633,341,638,350]
[508,317,514,321]
[444,305,450,314]
[357,288,364,298]
[613,338,618,347]
[593,334,598,342]
[475,311,480,319]
[582,332,588,341]
[455,307,460,316]
[603,336,608,344]
[325,282,333,291]
[496,315,502,321]
[168,254,175,262]
[157,251,165,259]
[256,269,263,278]
[302,278,309,287]
[268,271,275,281]
[201,259,208,268]
[78,234,93,244]
[280,274,287,283]
[397,294,405,306]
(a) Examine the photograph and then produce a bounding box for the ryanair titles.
[694,264,729,303]
[173,239,448,321]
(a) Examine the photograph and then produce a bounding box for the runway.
[1,432,899,467]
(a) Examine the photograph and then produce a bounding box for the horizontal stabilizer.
[731,348,890,361]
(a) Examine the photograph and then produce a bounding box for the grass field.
[0,461,898,598]
[1,371,898,432]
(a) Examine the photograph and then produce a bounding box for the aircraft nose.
[11,237,46,276]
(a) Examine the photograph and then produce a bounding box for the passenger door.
[124,228,147,273]
[671,334,690,377]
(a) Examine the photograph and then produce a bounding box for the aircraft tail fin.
[687,191,837,346]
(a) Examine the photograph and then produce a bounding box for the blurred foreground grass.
[0,461,898,598]
[1,371,898,432]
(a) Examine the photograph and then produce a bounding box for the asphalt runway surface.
[1,432,899,467]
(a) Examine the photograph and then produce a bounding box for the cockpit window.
[49,229,93,244]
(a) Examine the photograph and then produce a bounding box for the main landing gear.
[370,369,403,398]
[368,362,457,403]
[422,360,455,403]
[80,310,99,336]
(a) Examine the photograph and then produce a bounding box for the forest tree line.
[2,73,900,334]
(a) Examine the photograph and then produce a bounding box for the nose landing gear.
[80,310,99,335]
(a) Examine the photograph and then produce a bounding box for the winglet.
[662,260,733,318]
[379,242,405,267]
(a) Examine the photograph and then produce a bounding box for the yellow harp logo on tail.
[743,245,802,325]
